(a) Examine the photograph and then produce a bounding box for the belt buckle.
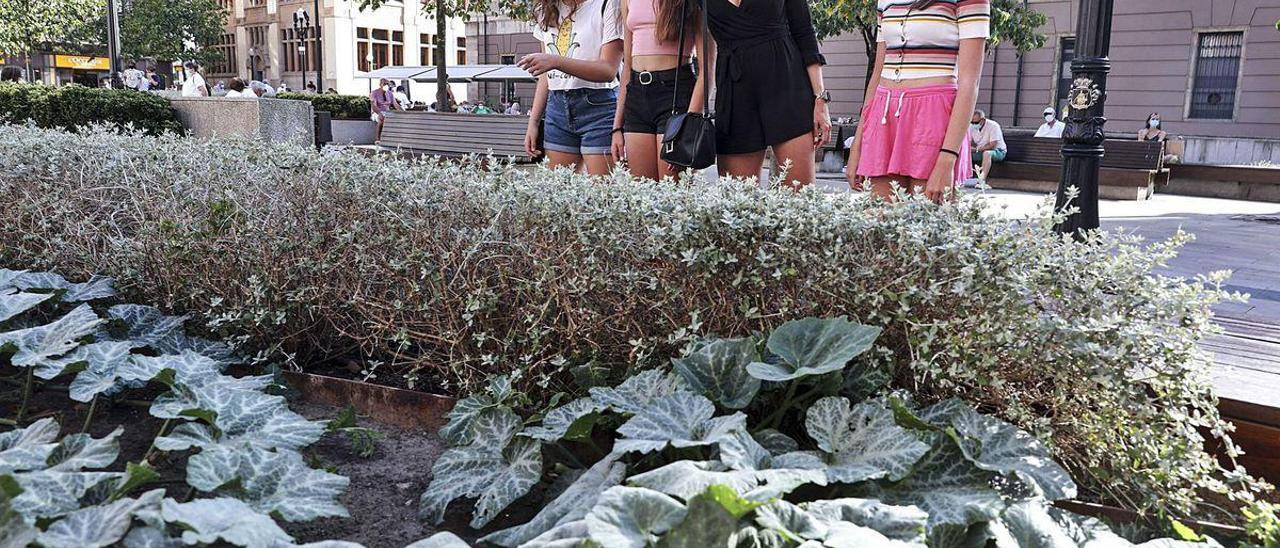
[638,71,654,85]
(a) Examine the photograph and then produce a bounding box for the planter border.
[280,371,456,430]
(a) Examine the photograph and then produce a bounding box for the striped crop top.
[877,0,990,81]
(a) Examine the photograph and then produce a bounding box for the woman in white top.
[181,61,209,97]
[518,0,625,176]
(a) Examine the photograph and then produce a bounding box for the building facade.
[466,0,1280,141]
[212,0,470,98]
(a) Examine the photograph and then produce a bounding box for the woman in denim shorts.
[520,0,626,176]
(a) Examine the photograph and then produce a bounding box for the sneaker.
[961,178,980,188]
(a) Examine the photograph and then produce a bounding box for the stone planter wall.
[169,97,314,147]
[331,119,377,146]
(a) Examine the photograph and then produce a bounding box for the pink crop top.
[626,0,695,57]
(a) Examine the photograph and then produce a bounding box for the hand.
[525,123,542,158]
[611,131,625,163]
[923,153,956,204]
[845,147,862,191]
[517,53,561,77]
[812,101,832,149]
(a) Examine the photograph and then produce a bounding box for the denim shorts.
[543,88,618,156]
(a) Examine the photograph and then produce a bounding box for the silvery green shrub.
[416,318,1224,547]
[0,124,1269,523]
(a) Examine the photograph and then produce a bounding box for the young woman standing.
[520,0,626,176]
[610,0,709,180]
[704,0,832,187]
[845,0,989,203]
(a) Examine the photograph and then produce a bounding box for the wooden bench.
[379,111,534,162]
[987,129,1170,200]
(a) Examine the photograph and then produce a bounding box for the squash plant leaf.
[0,417,61,474]
[585,486,687,548]
[671,337,762,409]
[0,289,53,324]
[803,498,928,544]
[34,488,164,548]
[659,487,742,548]
[480,456,626,547]
[520,397,603,443]
[1,304,104,374]
[46,428,123,472]
[54,341,143,402]
[419,407,543,528]
[160,497,293,548]
[801,397,930,484]
[869,433,1005,539]
[754,499,828,543]
[103,305,188,347]
[746,317,881,382]
[628,460,823,502]
[9,471,124,520]
[589,369,691,415]
[614,394,746,454]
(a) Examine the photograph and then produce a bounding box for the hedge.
[276,92,371,120]
[0,83,182,135]
[0,124,1271,526]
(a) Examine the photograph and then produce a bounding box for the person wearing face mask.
[1034,106,1063,138]
[1138,113,1166,142]
[967,109,1005,186]
[370,78,402,145]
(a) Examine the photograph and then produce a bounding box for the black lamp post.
[293,9,310,90]
[106,0,123,88]
[248,46,259,82]
[1053,0,1115,237]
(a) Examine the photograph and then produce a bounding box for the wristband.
[939,148,959,158]
[611,127,624,135]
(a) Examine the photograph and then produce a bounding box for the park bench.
[379,111,534,162]
[987,129,1170,200]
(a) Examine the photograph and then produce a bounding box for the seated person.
[1034,107,1064,138]
[223,78,252,98]
[969,110,1006,184]
[1137,113,1166,142]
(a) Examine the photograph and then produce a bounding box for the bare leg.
[582,154,616,177]
[624,132,662,181]
[771,133,818,188]
[718,150,768,183]
[980,151,993,182]
[374,114,385,143]
[547,150,584,171]
[869,175,926,201]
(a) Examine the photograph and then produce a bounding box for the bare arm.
[846,42,886,183]
[519,41,624,83]
[614,0,632,132]
[525,75,551,156]
[922,36,985,202]
[688,31,715,113]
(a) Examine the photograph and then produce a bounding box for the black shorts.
[714,36,815,155]
[622,66,695,135]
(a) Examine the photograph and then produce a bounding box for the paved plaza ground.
[814,175,1280,411]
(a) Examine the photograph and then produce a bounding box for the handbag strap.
[669,0,712,117]
[669,0,690,115]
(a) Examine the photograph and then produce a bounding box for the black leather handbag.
[661,0,715,170]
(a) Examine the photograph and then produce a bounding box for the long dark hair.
[654,0,701,44]
[535,0,588,31]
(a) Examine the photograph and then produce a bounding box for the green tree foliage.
[116,0,228,64]
[0,0,103,74]
[811,0,1048,88]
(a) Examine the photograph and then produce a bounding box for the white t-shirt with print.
[532,0,622,91]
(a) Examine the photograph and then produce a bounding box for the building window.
[456,37,467,64]
[281,27,317,73]
[501,54,516,100]
[1189,31,1243,120]
[1054,37,1075,115]
[357,27,404,71]
[246,0,266,7]
[208,33,237,75]
[246,25,269,80]
[420,34,435,65]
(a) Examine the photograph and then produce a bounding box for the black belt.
[629,66,694,86]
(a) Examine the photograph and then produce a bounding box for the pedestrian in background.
[0,66,21,83]
[370,78,401,144]
[1035,106,1063,138]
[181,61,209,97]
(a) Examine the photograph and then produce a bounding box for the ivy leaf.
[628,460,823,502]
[420,407,543,528]
[34,488,164,548]
[802,397,930,484]
[104,304,188,347]
[614,394,746,454]
[160,497,294,548]
[803,498,928,544]
[754,499,828,542]
[869,433,1005,540]
[746,317,881,382]
[660,487,743,548]
[520,397,602,442]
[672,337,762,409]
[481,456,626,547]
[585,486,687,548]
[46,428,123,471]
[0,289,54,323]
[919,399,1076,501]
[589,369,690,414]
[0,417,60,474]
[9,471,123,519]
[1,304,104,374]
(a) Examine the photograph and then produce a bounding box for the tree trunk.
[435,1,451,112]
[861,28,876,91]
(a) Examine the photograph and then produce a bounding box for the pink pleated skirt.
[855,84,972,183]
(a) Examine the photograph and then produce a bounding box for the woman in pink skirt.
[845,0,989,203]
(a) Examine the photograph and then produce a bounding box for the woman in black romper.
[704,0,831,186]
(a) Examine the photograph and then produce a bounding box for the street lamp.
[1054,0,1115,237]
[105,0,123,88]
[248,46,258,82]
[293,8,310,91]
[366,51,375,92]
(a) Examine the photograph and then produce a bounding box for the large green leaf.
[869,433,1005,538]
[0,474,38,548]
[3,272,115,302]
[0,417,60,474]
[627,460,823,502]
[9,471,123,519]
[614,394,746,454]
[659,487,742,548]
[585,486,687,548]
[131,351,232,389]
[919,399,1076,501]
[34,489,164,548]
[481,456,626,547]
[104,304,188,347]
[47,341,142,402]
[0,289,53,323]
[59,276,117,302]
[822,521,916,547]
[752,429,800,455]
[119,526,184,548]
[405,532,473,547]
[589,369,690,414]
[153,382,324,452]
[439,374,520,445]
[801,397,930,484]
[746,317,881,382]
[186,446,349,521]
[520,520,591,548]
[672,337,762,409]
[803,498,928,544]
[420,407,543,528]
[46,428,123,471]
[988,500,1078,548]
[0,269,28,290]
[1,303,103,374]
[160,497,293,548]
[754,500,827,543]
[520,397,602,442]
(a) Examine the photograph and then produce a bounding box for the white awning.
[365,66,436,79]
[410,64,533,83]
[471,65,537,82]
